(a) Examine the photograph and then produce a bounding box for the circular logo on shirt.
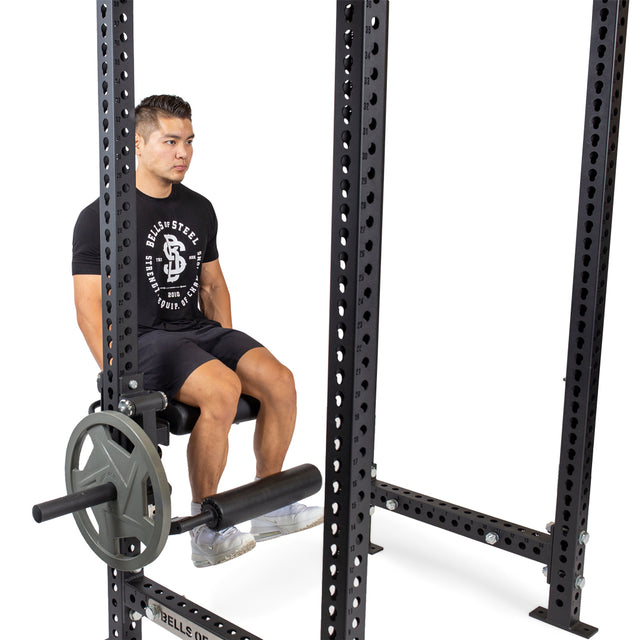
[144,220,203,310]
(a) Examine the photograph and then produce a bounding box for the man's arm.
[199,259,232,328]
[73,274,103,367]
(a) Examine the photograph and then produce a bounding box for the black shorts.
[138,322,263,399]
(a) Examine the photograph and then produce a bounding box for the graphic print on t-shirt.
[145,220,203,311]
[163,234,187,282]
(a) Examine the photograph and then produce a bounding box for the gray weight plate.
[65,411,171,571]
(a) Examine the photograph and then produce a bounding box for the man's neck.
[135,170,173,199]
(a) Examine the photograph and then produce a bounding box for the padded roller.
[202,464,322,531]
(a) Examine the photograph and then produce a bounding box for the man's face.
[135,116,194,185]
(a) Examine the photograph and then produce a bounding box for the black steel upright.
[321,2,389,639]
[98,0,141,413]
[97,3,141,639]
[530,1,630,636]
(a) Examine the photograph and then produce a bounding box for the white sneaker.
[190,525,256,567]
[251,503,324,542]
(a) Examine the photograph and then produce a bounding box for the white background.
[2,1,639,639]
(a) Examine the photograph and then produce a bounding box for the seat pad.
[159,394,260,435]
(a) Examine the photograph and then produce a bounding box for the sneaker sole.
[252,515,324,542]
[192,538,257,568]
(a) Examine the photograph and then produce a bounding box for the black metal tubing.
[32,482,117,524]
[321,2,389,639]
[373,481,551,564]
[119,391,168,416]
[108,563,144,640]
[97,0,141,413]
[97,4,144,639]
[530,2,630,637]
[169,510,214,536]
[125,574,263,640]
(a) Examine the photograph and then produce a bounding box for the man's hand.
[199,259,232,327]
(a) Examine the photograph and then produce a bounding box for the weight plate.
[65,411,171,571]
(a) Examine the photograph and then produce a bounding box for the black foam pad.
[202,464,323,531]
[160,394,260,435]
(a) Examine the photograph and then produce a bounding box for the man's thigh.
[196,325,263,372]
[234,347,290,399]
[139,324,263,399]
[174,359,241,410]
[139,330,215,399]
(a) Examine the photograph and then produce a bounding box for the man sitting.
[72,94,322,567]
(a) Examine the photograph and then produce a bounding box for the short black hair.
[135,95,192,140]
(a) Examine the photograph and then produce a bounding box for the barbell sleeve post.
[32,482,118,523]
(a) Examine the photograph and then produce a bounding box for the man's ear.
[135,131,143,155]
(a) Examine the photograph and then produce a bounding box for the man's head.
[135,94,192,141]
[134,95,195,195]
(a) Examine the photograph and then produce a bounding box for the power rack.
[40,1,632,638]
[320,1,630,639]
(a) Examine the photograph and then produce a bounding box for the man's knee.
[237,350,296,408]
[268,363,297,406]
[188,368,242,425]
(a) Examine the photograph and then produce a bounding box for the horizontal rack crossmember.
[125,574,262,640]
[373,479,550,564]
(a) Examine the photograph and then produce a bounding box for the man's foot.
[251,503,324,542]
[191,525,256,567]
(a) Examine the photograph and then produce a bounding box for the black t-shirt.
[72,183,219,333]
